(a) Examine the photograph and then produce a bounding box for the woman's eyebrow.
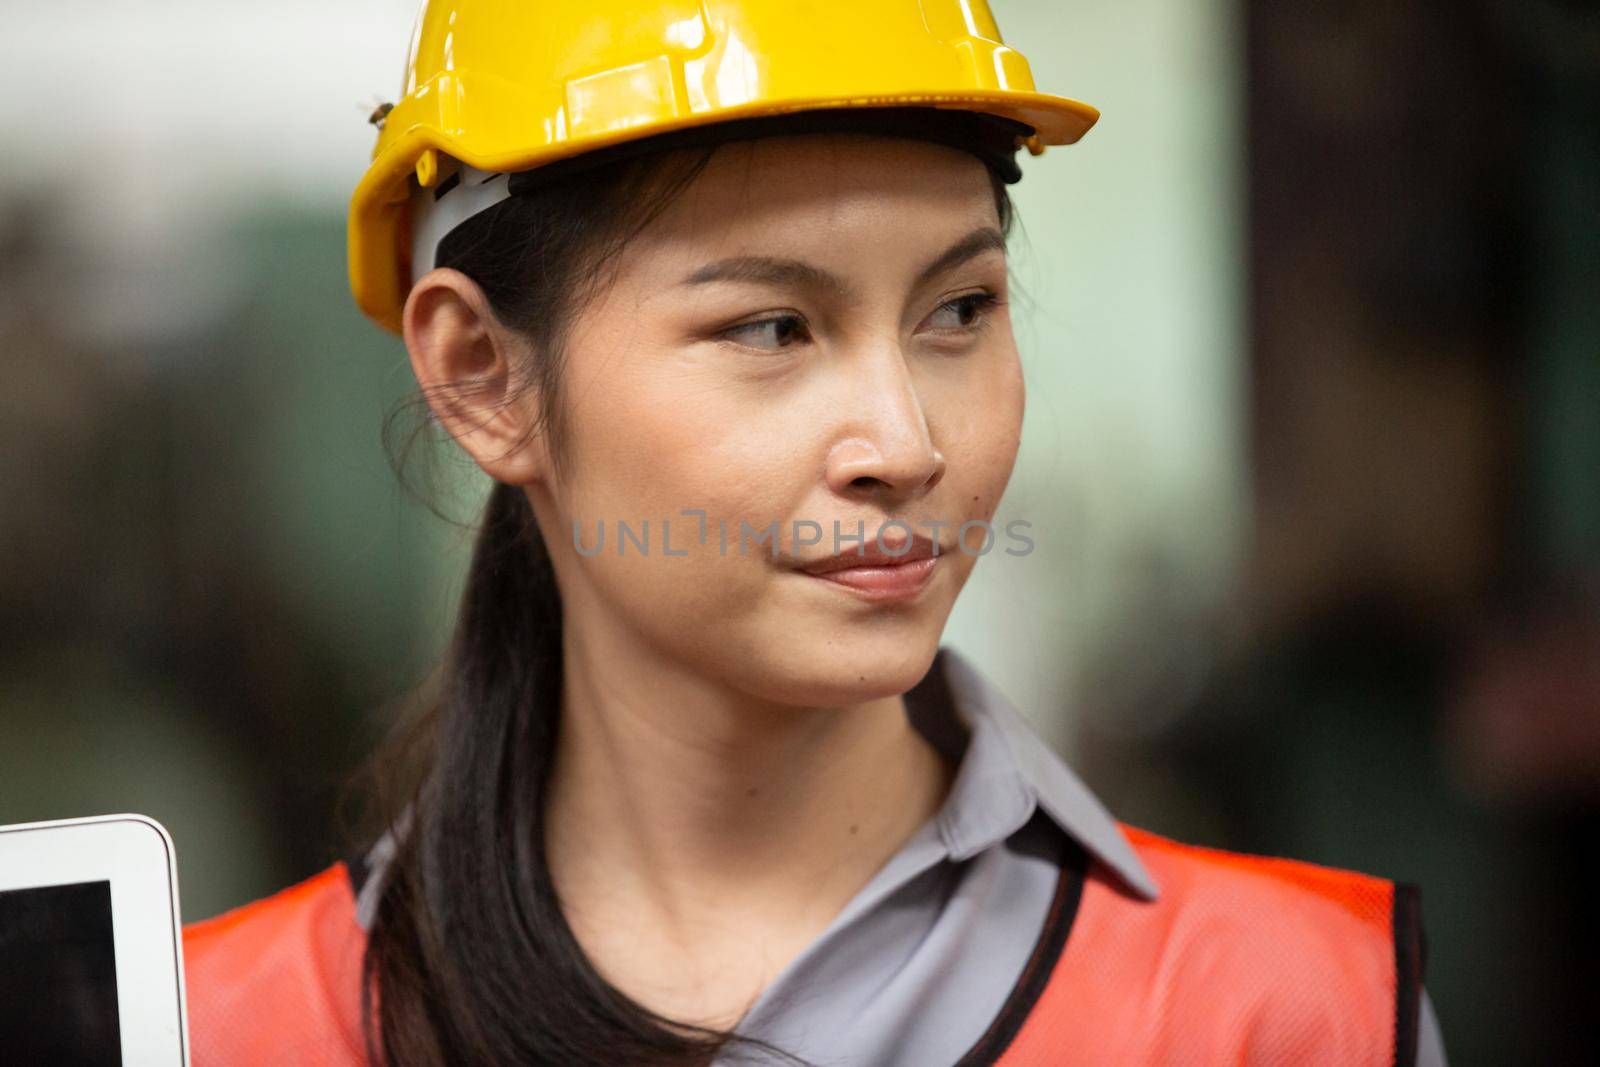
[678,255,848,296]
[909,225,1007,291]
[676,225,1006,295]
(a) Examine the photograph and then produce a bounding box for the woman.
[182,2,1447,1064]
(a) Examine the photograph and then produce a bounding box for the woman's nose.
[823,352,947,499]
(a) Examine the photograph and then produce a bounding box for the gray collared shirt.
[710,645,1449,1066]
[356,645,1448,1065]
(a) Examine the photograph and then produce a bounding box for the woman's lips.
[798,555,940,602]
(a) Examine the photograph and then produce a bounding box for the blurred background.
[2,1,1595,1062]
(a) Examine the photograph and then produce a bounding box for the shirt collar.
[905,645,1161,901]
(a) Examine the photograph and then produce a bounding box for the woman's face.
[529,133,1025,705]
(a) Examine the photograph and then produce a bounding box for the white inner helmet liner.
[409,162,513,287]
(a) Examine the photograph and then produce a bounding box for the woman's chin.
[736,628,945,708]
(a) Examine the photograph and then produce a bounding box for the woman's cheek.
[938,361,1024,525]
[563,419,798,614]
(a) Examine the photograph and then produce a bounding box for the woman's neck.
[542,624,954,1021]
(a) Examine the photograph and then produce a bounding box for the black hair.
[363,110,1021,1067]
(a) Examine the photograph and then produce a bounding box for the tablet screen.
[0,879,123,1065]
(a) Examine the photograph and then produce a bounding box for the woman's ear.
[401,268,550,486]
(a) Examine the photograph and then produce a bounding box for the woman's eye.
[719,314,810,352]
[925,291,1001,332]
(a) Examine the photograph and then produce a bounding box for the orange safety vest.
[182,823,1424,1066]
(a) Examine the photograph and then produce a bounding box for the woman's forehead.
[625,134,1003,272]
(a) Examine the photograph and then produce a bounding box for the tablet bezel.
[0,813,190,1064]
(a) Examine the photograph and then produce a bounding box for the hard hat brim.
[350,90,1098,337]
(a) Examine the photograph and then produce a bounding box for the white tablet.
[0,814,189,1065]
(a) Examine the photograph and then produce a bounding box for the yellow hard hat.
[348,0,1101,336]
